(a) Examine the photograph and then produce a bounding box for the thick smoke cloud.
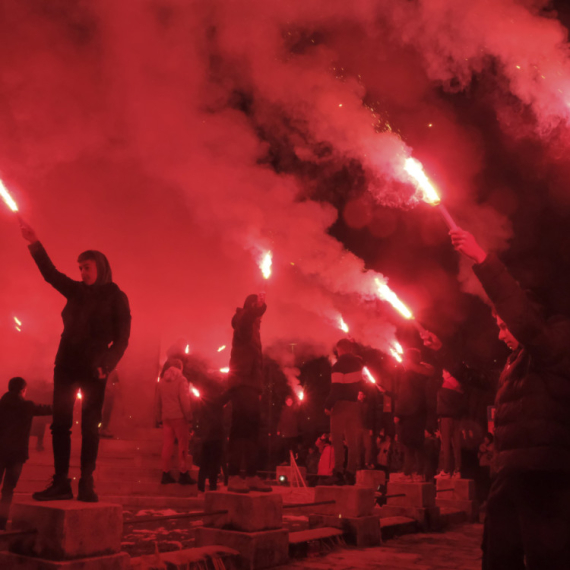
[0,0,569,415]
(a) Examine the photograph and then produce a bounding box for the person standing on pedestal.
[0,377,52,530]
[325,339,365,486]
[451,227,570,570]
[20,221,131,503]
[226,293,271,493]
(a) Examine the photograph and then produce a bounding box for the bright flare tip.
[0,181,18,212]
[375,278,413,320]
[404,157,441,205]
[220,367,230,374]
[260,251,272,280]
[363,366,376,384]
[338,316,349,334]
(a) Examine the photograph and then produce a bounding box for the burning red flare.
[220,367,229,374]
[185,344,190,354]
[217,345,226,352]
[0,180,18,212]
[375,278,413,320]
[191,387,200,398]
[389,341,404,363]
[77,390,82,400]
[338,316,349,334]
[260,251,272,280]
[363,366,376,384]
[298,390,304,401]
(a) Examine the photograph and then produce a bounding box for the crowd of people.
[0,219,569,569]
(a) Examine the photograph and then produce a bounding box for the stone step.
[379,516,418,540]
[130,545,239,570]
[439,507,469,527]
[289,527,345,558]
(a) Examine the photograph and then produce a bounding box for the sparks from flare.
[338,316,349,334]
[260,251,272,280]
[13,316,22,326]
[404,157,441,205]
[375,278,413,320]
[363,366,376,384]
[0,180,18,212]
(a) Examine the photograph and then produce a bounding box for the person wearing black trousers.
[20,220,131,503]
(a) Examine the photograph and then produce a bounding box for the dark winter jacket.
[437,380,467,419]
[395,363,434,418]
[473,254,570,473]
[195,379,226,441]
[29,242,131,375]
[228,302,267,391]
[0,392,52,464]
[278,405,300,438]
[325,353,364,411]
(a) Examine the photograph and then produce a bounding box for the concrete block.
[435,478,476,501]
[196,527,289,570]
[386,481,435,508]
[313,486,375,517]
[356,469,386,488]
[0,551,129,570]
[379,504,440,531]
[276,466,306,485]
[131,546,239,570]
[204,491,283,532]
[379,516,418,540]
[311,514,381,547]
[436,498,478,522]
[10,500,122,560]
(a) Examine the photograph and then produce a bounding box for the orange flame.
[220,367,230,374]
[404,158,441,205]
[260,251,272,280]
[375,278,413,320]
[363,366,376,384]
[0,180,18,212]
[338,316,349,334]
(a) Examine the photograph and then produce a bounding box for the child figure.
[0,377,52,530]
[155,360,194,485]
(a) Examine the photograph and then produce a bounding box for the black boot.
[161,471,176,485]
[32,476,73,502]
[179,471,196,485]
[77,477,98,503]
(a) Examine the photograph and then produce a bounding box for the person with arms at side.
[451,227,570,570]
[20,220,131,503]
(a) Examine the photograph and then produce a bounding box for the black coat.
[30,242,131,375]
[437,386,467,419]
[0,392,52,464]
[228,303,266,391]
[474,254,570,473]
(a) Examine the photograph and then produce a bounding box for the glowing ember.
[298,390,304,401]
[157,375,160,383]
[185,344,190,354]
[394,341,403,355]
[217,345,226,352]
[363,366,376,384]
[77,390,82,400]
[375,278,413,320]
[220,367,229,373]
[191,387,200,398]
[404,157,441,205]
[13,316,22,326]
[15,326,21,332]
[260,251,272,280]
[0,180,18,212]
[338,316,349,334]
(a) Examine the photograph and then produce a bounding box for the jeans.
[0,462,23,529]
[52,367,107,479]
[330,400,362,475]
[440,416,462,473]
[161,418,190,473]
[228,386,261,477]
[482,470,570,570]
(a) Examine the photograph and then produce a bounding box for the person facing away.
[394,348,434,482]
[451,226,570,570]
[324,338,365,486]
[155,359,194,485]
[225,293,271,493]
[20,220,131,503]
[0,377,52,530]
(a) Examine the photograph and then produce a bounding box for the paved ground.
[282,523,483,570]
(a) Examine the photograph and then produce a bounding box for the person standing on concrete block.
[0,377,52,530]
[451,227,570,570]
[226,293,271,493]
[20,221,131,503]
[394,348,434,483]
[155,359,195,485]
[324,339,365,486]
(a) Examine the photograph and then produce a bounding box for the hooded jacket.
[0,392,52,464]
[29,242,131,375]
[228,299,267,391]
[155,366,192,423]
[473,254,570,473]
